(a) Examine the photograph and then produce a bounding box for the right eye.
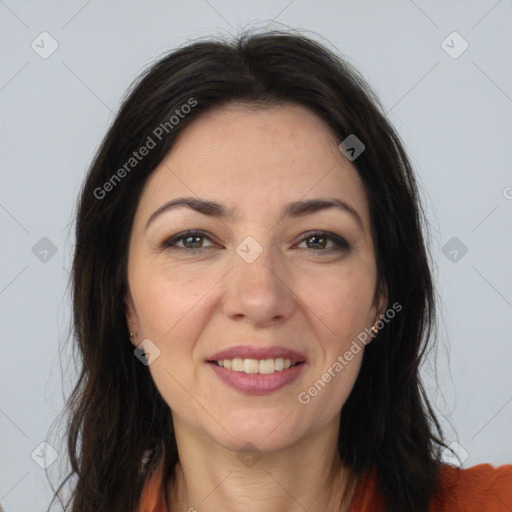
[161,230,218,252]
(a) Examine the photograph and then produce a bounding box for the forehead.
[136,103,371,227]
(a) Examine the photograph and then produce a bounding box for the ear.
[125,292,141,348]
[371,279,389,325]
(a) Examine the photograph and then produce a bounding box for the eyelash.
[160,230,350,253]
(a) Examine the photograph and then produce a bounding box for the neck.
[167,417,357,512]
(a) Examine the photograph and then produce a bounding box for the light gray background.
[1,1,511,510]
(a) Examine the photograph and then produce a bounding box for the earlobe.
[124,294,140,347]
[370,281,389,337]
[374,280,388,318]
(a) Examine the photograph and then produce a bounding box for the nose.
[221,241,296,327]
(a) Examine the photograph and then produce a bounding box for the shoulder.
[431,463,512,511]
[349,463,512,512]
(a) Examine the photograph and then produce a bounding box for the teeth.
[216,357,299,374]
[243,358,260,373]
[232,358,244,371]
[259,358,275,374]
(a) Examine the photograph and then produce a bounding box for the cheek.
[301,265,376,345]
[132,261,219,341]
[129,265,217,408]
[298,346,364,433]
[134,267,212,416]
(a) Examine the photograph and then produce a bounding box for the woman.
[51,29,512,511]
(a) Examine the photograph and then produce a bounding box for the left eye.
[296,231,350,251]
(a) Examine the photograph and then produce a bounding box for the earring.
[371,325,379,336]
[130,332,135,339]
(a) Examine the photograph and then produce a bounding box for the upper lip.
[208,345,307,363]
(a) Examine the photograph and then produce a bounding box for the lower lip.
[207,362,305,395]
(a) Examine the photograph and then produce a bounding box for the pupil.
[185,235,202,248]
[308,235,326,249]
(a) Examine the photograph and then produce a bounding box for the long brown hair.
[48,28,449,511]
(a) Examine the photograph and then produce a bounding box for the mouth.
[207,358,305,374]
[206,345,307,394]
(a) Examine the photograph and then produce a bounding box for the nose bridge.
[222,234,295,324]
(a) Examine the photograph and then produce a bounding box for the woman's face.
[126,102,386,453]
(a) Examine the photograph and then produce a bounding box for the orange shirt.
[138,462,512,511]
[348,463,512,511]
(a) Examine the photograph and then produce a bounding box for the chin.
[209,410,305,453]
[218,431,300,456]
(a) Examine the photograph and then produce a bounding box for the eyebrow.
[145,196,364,231]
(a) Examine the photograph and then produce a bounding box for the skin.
[125,102,387,512]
